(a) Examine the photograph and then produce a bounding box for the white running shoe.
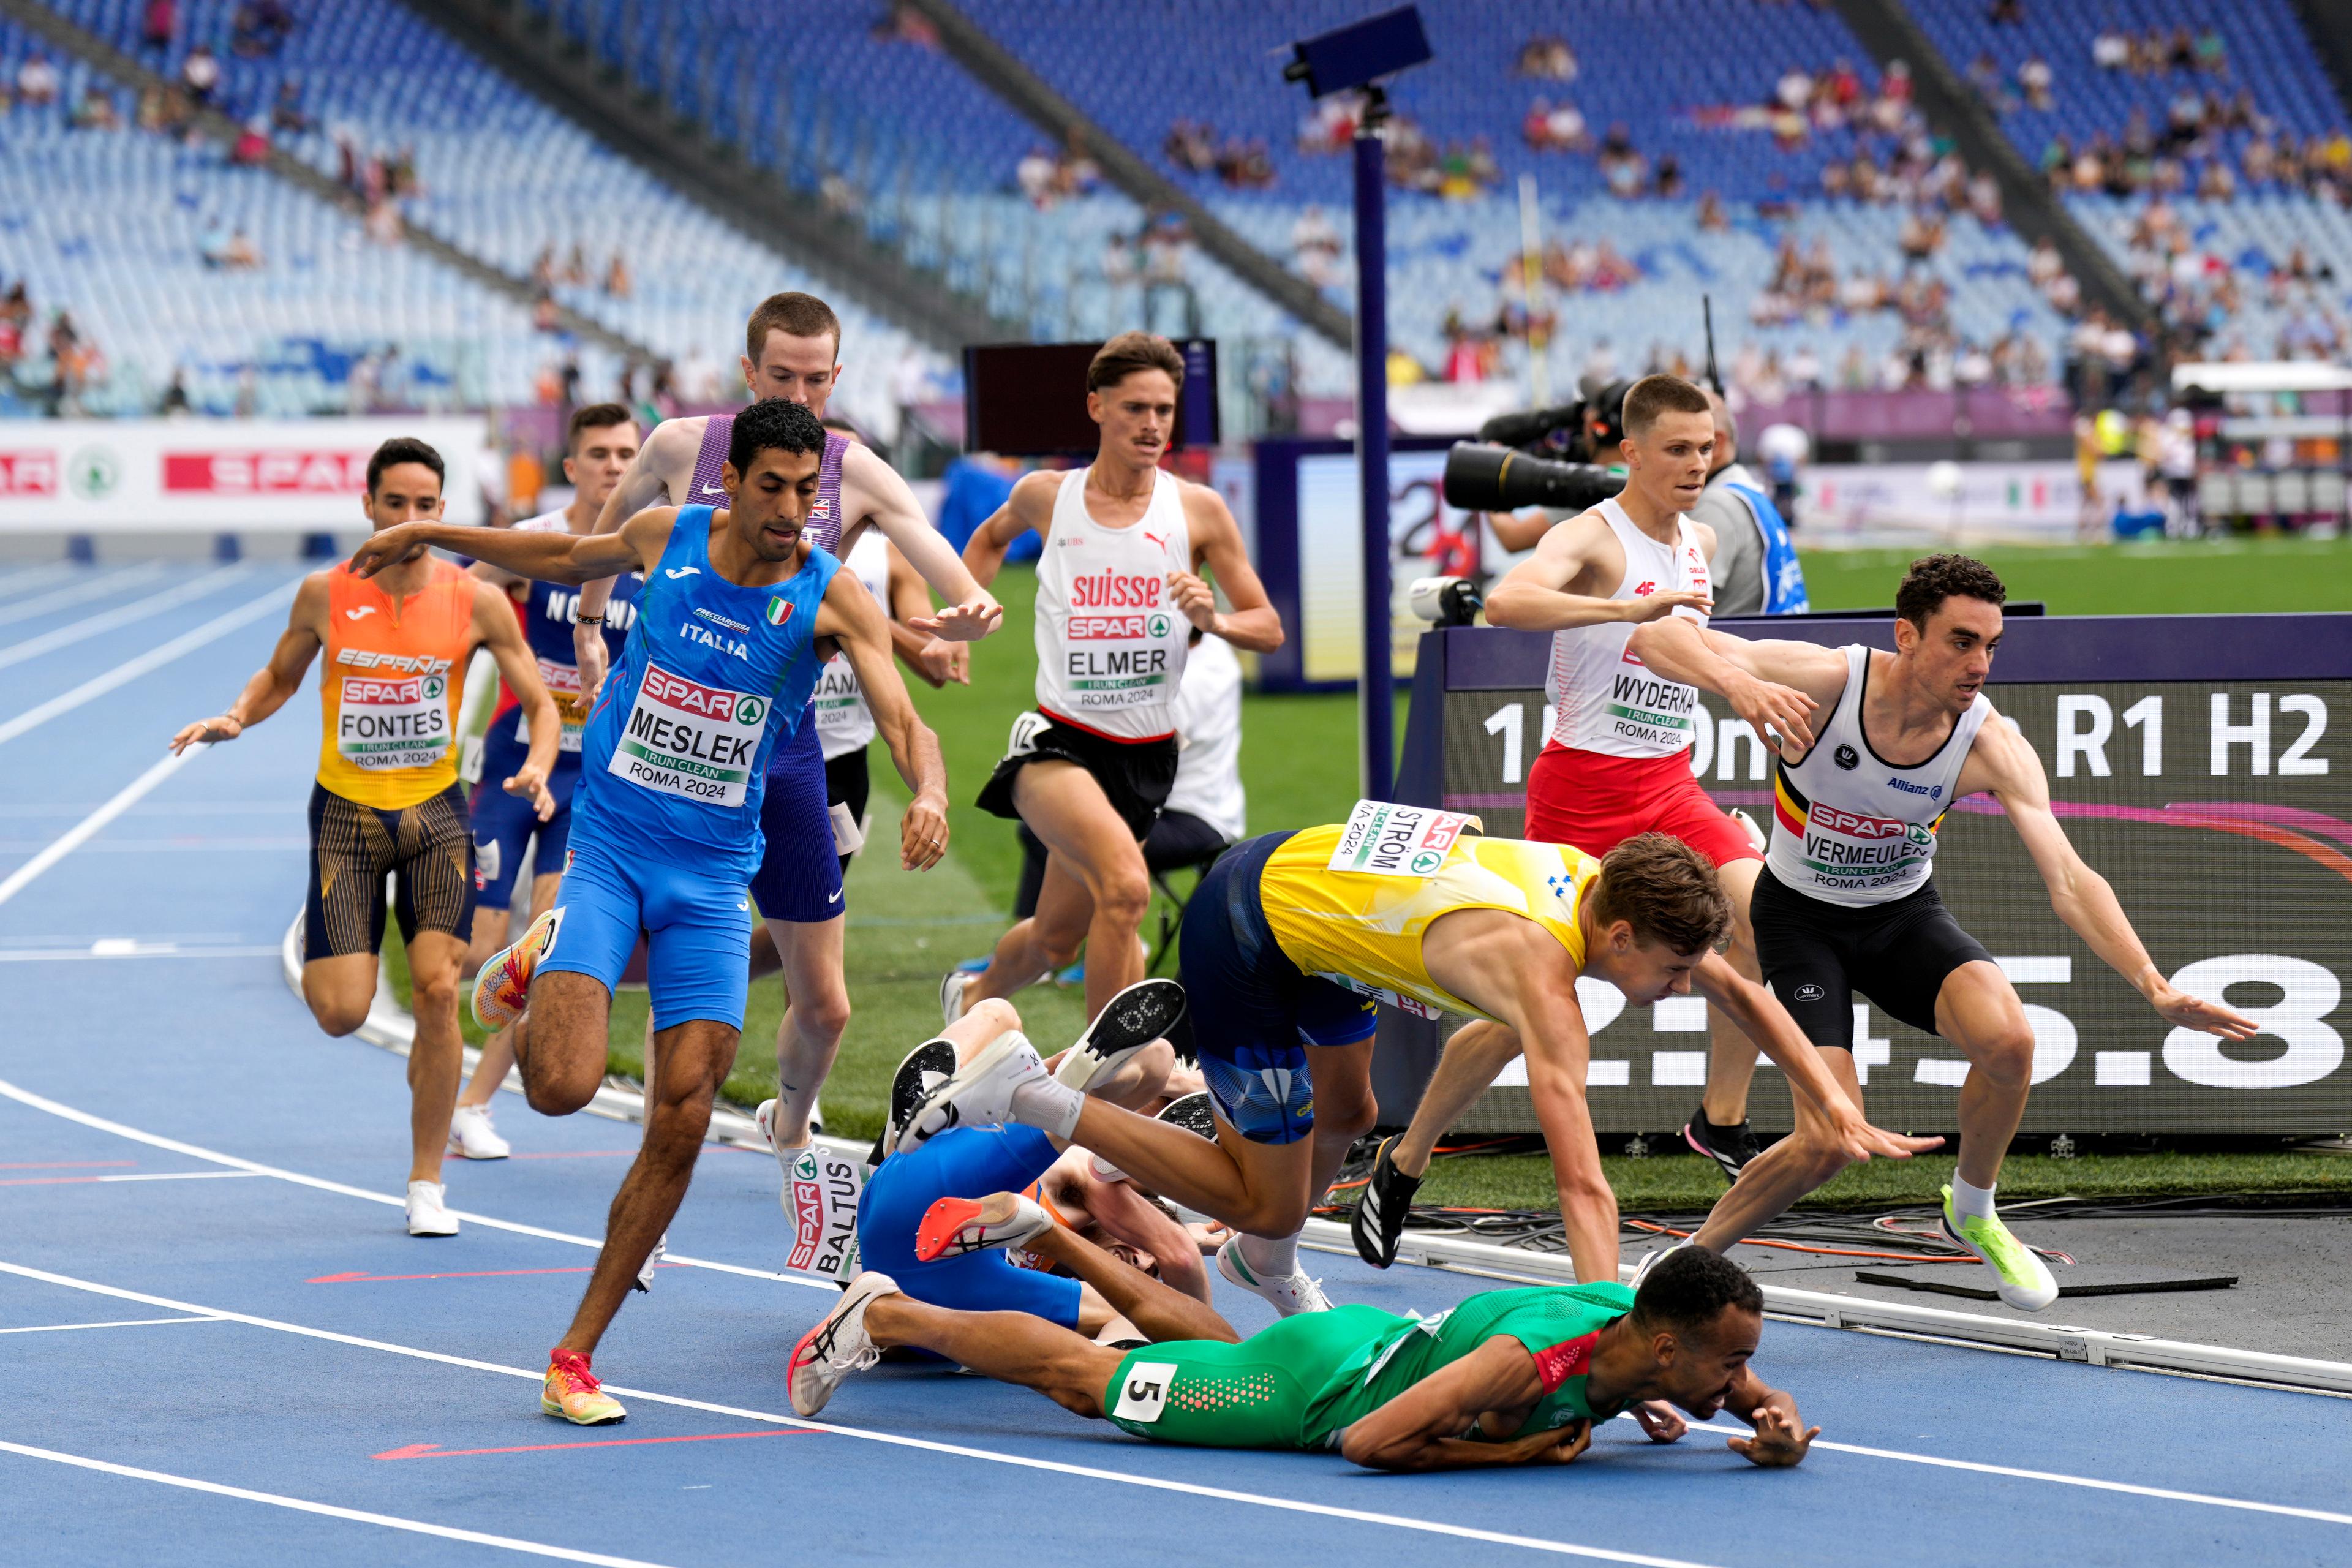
[916,1191,1054,1261]
[1051,978,1188,1093]
[1216,1235,1331,1316]
[405,1180,459,1237]
[447,1104,510,1161]
[1940,1186,2060,1311]
[897,1029,1046,1155]
[787,1271,899,1417]
[940,970,974,1027]
[634,1231,666,1293]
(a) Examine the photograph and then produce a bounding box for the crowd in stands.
[0,270,105,415]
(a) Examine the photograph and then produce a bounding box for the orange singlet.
[315,560,477,810]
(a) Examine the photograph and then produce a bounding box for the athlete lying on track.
[791,1227,1815,1474]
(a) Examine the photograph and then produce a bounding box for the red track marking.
[307,1264,686,1284]
[374,1429,818,1461]
[0,1161,135,1171]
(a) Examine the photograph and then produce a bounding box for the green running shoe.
[1940,1185,2059,1311]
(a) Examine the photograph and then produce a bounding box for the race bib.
[518,655,589,753]
[784,1145,864,1278]
[337,672,451,771]
[811,655,865,738]
[1326,799,1481,878]
[1061,605,1180,710]
[1111,1362,1178,1423]
[608,662,770,808]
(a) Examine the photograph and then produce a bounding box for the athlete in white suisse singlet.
[1031,465,1194,741]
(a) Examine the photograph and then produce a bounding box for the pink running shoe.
[472,908,558,1032]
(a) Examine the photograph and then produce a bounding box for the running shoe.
[632,1232,666,1294]
[1216,1235,1332,1316]
[1683,1108,1763,1183]
[1052,978,1188,1092]
[916,1191,1054,1262]
[1093,1092,1218,1182]
[873,1038,960,1165]
[1348,1134,1422,1270]
[446,1104,510,1161]
[939,969,974,1027]
[1628,1237,1693,1290]
[405,1179,458,1237]
[896,1029,1047,1156]
[1939,1185,2059,1311]
[542,1348,626,1425]
[472,908,558,1032]
[787,1271,899,1417]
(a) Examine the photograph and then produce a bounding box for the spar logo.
[345,674,444,704]
[1070,610,1175,640]
[0,450,58,497]
[1808,801,1910,840]
[642,664,760,725]
[163,450,370,494]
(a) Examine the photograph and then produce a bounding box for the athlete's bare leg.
[1025,1221,1238,1343]
[402,930,469,1185]
[767,913,851,1148]
[862,1295,1126,1418]
[554,1016,738,1355]
[1389,1020,1525,1177]
[1935,960,2036,1190]
[1689,1047,1859,1251]
[512,970,614,1115]
[300,952,380,1037]
[1699,861,1765,1126]
[968,760,1148,1020]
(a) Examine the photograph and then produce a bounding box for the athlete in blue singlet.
[347,399,951,1425]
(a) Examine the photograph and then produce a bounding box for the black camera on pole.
[1441,442,1623,516]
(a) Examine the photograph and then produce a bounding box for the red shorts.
[1523,744,1762,867]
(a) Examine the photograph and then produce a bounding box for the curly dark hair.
[726,397,827,477]
[1895,553,2007,631]
[1632,1246,1765,1340]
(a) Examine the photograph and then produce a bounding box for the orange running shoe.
[472,908,558,1032]
[914,1191,1054,1262]
[541,1348,625,1425]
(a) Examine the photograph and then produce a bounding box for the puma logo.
[1143,531,1166,550]
[665,567,701,579]
[344,606,377,620]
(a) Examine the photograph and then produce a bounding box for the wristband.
[575,614,605,625]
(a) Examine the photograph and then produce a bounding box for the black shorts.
[1749,867,1992,1048]
[303,781,477,962]
[826,746,870,876]
[976,710,1177,842]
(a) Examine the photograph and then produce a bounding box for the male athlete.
[1627,554,2256,1307]
[948,331,1282,1027]
[573,294,997,1221]
[1352,375,1786,1272]
[349,399,950,1421]
[448,402,644,1161]
[170,438,559,1236]
[793,1226,1819,1474]
[907,816,1931,1305]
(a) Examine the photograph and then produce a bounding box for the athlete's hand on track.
[573,623,610,709]
[170,716,240,754]
[1631,1401,1687,1443]
[908,597,1003,643]
[1621,588,1712,623]
[505,764,557,823]
[1728,1404,1819,1468]
[1828,1107,1945,1163]
[1726,669,1819,753]
[913,636,970,687]
[2149,982,2259,1041]
[900,791,949,871]
[347,524,434,579]
[1168,570,1219,633]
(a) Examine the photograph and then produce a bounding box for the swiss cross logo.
[163,450,371,494]
[1632,581,1656,596]
[0,451,59,496]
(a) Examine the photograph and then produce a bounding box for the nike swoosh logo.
[736,900,750,911]
[665,567,701,579]
[345,606,377,620]
[826,889,842,904]
[700,484,725,496]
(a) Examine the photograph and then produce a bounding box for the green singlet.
[1102,1283,1635,1452]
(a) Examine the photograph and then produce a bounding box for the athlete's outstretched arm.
[1691,952,1943,1163]
[1485,510,1711,633]
[1626,619,1840,753]
[1341,1338,1591,1472]
[349,509,669,588]
[818,570,948,871]
[169,573,328,752]
[1963,710,2257,1041]
[1172,488,1282,654]
[842,442,1001,643]
[469,579,559,823]
[1720,1366,1817,1468]
[960,472,1058,590]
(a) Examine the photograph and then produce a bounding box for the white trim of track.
[0,1440,684,1568]
[0,563,164,631]
[0,744,213,909]
[0,1316,222,1335]
[0,564,251,669]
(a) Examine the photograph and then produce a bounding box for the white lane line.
[0,945,284,963]
[0,575,299,748]
[0,1259,1719,1568]
[0,1440,682,1568]
[0,565,165,630]
[0,745,210,910]
[0,1076,831,1291]
[0,1316,223,1335]
[0,564,251,671]
[0,1171,267,1186]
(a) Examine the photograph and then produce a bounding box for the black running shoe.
[1052,978,1188,1091]
[869,1037,960,1166]
[1156,1091,1218,1142]
[1349,1134,1422,1270]
[1682,1108,1762,1183]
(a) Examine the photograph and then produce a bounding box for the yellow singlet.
[1256,824,1598,1023]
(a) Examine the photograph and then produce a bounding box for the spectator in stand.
[1289,205,1342,290]
[231,116,270,165]
[1517,36,1575,82]
[604,252,631,298]
[271,80,311,134]
[18,51,59,108]
[70,85,120,132]
[2092,28,2128,71]
[1988,0,2023,23]
[2193,27,2226,75]
[224,227,262,270]
[143,0,176,52]
[1163,120,1214,175]
[181,43,220,107]
[233,0,296,57]
[1016,145,1055,206]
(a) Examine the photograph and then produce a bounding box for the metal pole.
[1354,110,1393,801]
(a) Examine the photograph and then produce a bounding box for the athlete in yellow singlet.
[171,437,561,1237]
[912,810,1936,1297]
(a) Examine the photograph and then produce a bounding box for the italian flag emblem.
[765,596,793,627]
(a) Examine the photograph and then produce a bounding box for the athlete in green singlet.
[789,1205,1816,1472]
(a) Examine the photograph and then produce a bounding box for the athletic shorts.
[541,840,754,1031]
[1523,744,1762,868]
[468,747,579,911]
[1177,832,1376,1146]
[1749,867,1992,1047]
[826,745,870,876]
[303,782,476,962]
[748,707,846,924]
[1104,1304,1400,1449]
[977,710,1178,842]
[857,1123,1079,1329]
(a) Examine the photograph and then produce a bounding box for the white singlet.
[1162,632,1246,841]
[1765,644,1992,907]
[813,527,892,761]
[1543,497,1713,758]
[1031,466,1193,741]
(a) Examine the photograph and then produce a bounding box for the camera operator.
[1483,382,1626,552]
[1688,386,1809,617]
